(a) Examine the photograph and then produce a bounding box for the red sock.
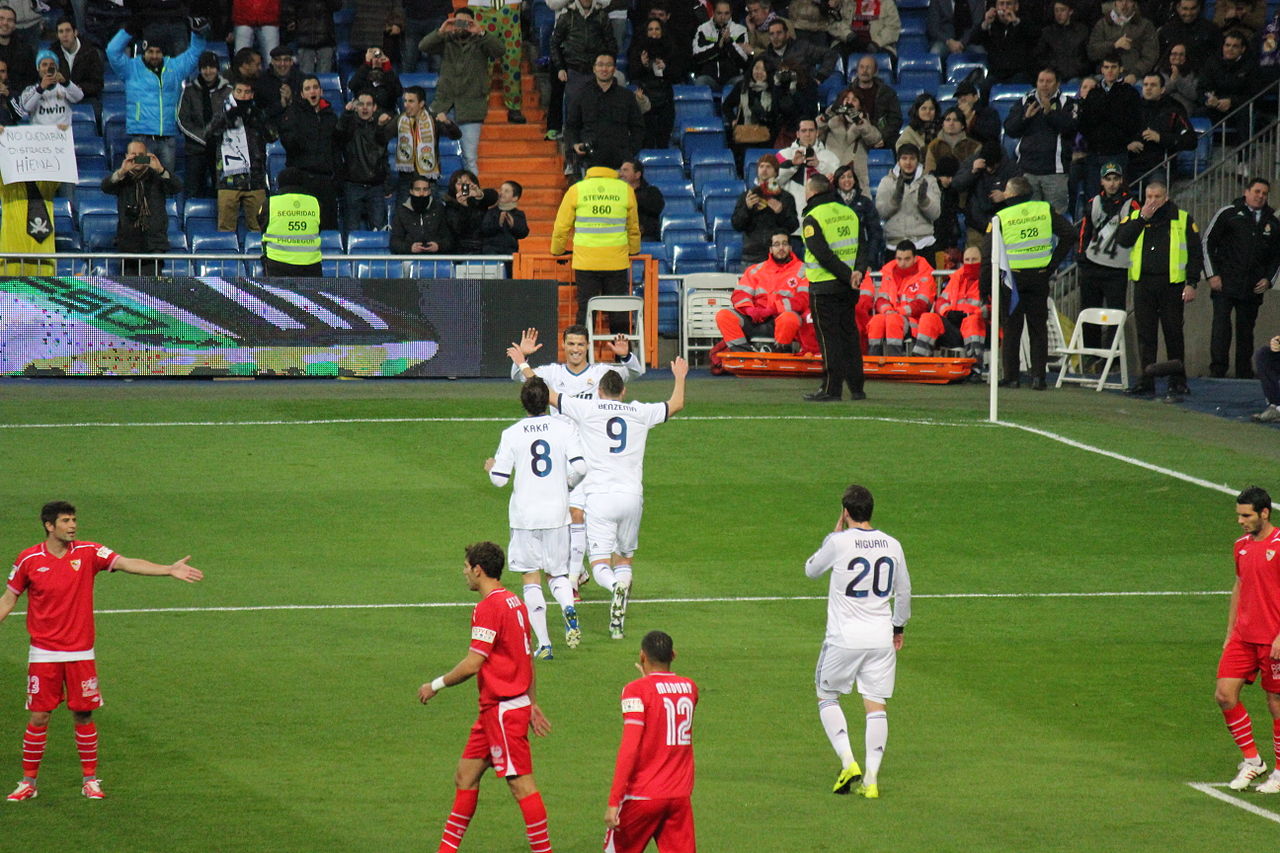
[75,722,98,778]
[517,791,551,853]
[1223,703,1259,760]
[21,724,47,779]
[437,788,479,853]
[1273,718,1280,767]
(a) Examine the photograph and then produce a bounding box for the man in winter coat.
[206,77,276,231]
[277,73,340,228]
[176,50,229,198]
[391,175,454,254]
[875,143,941,259]
[102,138,182,274]
[420,7,502,175]
[335,90,395,231]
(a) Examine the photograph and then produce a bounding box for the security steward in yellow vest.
[261,168,323,277]
[980,176,1075,390]
[550,165,642,329]
[1115,179,1203,398]
[801,173,870,402]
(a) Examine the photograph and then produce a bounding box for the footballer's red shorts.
[461,695,532,778]
[1218,636,1280,693]
[26,660,103,713]
[604,797,696,853]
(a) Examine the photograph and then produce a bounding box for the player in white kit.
[510,325,646,591]
[805,484,912,800]
[485,376,588,659]
[538,356,687,640]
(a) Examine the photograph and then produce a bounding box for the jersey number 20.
[844,556,894,598]
[662,696,694,746]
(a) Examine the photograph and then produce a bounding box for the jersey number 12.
[662,696,694,746]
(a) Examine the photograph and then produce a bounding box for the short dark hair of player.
[41,500,75,530]
[465,541,505,579]
[404,85,426,103]
[842,485,874,523]
[895,239,916,256]
[1237,486,1272,514]
[564,324,589,341]
[598,369,625,397]
[641,630,675,665]
[521,376,550,416]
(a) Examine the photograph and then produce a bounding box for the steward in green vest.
[800,173,869,402]
[262,168,323,276]
[1114,179,1203,398]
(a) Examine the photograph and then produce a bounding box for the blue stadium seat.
[54,216,76,239]
[440,155,463,177]
[400,72,438,90]
[937,83,958,104]
[100,95,126,128]
[80,214,116,250]
[687,147,736,170]
[346,230,390,253]
[168,229,186,252]
[718,234,744,271]
[867,149,896,167]
[692,163,737,192]
[897,51,941,76]
[316,72,342,100]
[70,102,97,127]
[77,166,108,188]
[52,196,72,220]
[101,77,123,96]
[56,231,81,253]
[646,164,687,185]
[674,99,717,121]
[703,195,736,227]
[671,242,719,273]
[76,190,114,221]
[74,135,105,157]
[243,232,262,255]
[699,178,741,205]
[709,214,734,242]
[676,119,724,142]
[439,137,461,157]
[897,85,928,106]
[989,84,1026,102]
[72,119,99,141]
[898,71,940,96]
[991,100,1016,121]
[636,149,685,169]
[406,259,454,279]
[639,241,668,262]
[661,214,706,240]
[869,163,892,188]
[651,178,695,200]
[188,229,239,254]
[184,197,218,230]
[681,131,728,161]
[945,54,986,84]
[319,230,343,254]
[672,84,714,102]
[663,196,698,217]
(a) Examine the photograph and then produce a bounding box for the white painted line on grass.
[1186,782,1280,824]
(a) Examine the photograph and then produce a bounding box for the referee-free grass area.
[0,374,1276,851]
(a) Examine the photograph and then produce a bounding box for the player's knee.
[28,711,51,727]
[1214,684,1241,708]
[71,710,92,725]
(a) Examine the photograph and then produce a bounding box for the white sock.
[613,563,632,591]
[547,575,575,611]
[818,700,855,767]
[569,524,586,584]
[523,584,550,649]
[864,710,888,784]
[592,561,616,591]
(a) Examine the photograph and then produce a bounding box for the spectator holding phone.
[102,139,182,274]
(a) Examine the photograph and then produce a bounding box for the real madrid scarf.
[396,111,438,179]
[218,94,251,178]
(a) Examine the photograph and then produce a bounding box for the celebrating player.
[537,357,688,640]
[805,484,912,799]
[0,501,204,801]
[511,325,646,594]
[419,542,554,853]
[1215,486,1280,794]
[485,377,588,658]
[604,630,699,853]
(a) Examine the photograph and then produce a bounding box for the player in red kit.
[1215,486,1280,794]
[0,501,203,801]
[419,541,554,853]
[604,630,698,853]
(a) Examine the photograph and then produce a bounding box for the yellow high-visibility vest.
[995,200,1053,269]
[263,193,321,266]
[1127,207,1189,283]
[803,202,860,283]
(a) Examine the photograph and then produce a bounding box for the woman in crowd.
[442,169,498,255]
[1160,43,1200,115]
[895,93,942,154]
[628,15,682,150]
[816,86,883,197]
[831,163,883,269]
[724,58,782,165]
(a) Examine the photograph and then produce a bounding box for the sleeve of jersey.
[892,546,912,629]
[566,429,588,483]
[469,606,500,658]
[608,686,648,807]
[804,534,837,579]
[6,562,26,596]
[489,433,514,487]
[94,544,120,573]
[622,352,646,380]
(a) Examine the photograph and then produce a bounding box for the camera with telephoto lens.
[579,142,594,155]
[773,69,795,87]
[827,103,861,122]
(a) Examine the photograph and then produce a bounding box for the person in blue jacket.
[106,26,206,175]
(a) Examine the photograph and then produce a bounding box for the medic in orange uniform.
[926,245,990,363]
[866,240,944,356]
[716,231,810,353]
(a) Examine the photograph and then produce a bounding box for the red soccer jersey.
[469,587,533,709]
[608,672,699,807]
[1232,527,1280,644]
[7,541,118,655]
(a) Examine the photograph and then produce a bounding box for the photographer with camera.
[443,168,499,255]
[629,16,683,150]
[845,53,900,147]
[692,0,749,88]
[347,45,403,115]
[564,54,643,173]
[733,155,799,265]
[420,8,503,176]
[102,139,182,275]
[817,86,882,195]
[777,118,841,223]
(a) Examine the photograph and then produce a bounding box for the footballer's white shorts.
[814,644,896,703]
[508,527,571,577]
[569,481,585,512]
[584,492,643,560]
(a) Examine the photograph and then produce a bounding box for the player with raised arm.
[419,541,554,853]
[485,377,588,658]
[604,630,698,853]
[1215,486,1280,794]
[0,501,204,801]
[510,326,646,594]
[527,354,688,640]
[805,484,911,799]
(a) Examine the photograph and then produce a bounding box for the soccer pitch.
[0,375,1277,852]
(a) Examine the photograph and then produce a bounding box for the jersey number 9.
[844,556,894,598]
[606,417,628,453]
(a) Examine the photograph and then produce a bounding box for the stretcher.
[717,352,978,384]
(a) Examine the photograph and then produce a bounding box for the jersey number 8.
[530,439,553,477]
[844,556,894,598]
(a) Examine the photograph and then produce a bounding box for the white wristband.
[431,676,447,692]
[518,362,530,372]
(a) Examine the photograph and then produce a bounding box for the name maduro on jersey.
[654,682,693,695]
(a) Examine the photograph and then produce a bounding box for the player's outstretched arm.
[418,650,485,704]
[508,343,537,381]
[666,357,688,415]
[0,589,18,623]
[114,555,203,582]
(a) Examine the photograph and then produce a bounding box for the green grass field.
[0,374,1277,852]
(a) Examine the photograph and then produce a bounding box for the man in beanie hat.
[177,50,230,197]
[19,49,84,125]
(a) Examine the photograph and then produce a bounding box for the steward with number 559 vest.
[550,166,641,271]
[262,170,323,275]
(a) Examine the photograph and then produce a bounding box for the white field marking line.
[0,414,998,429]
[996,420,1238,496]
[7,589,1229,617]
[1186,783,1280,824]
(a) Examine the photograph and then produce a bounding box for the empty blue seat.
[989,84,1026,102]
[346,230,390,253]
[897,51,941,75]
[671,242,719,273]
[400,72,438,90]
[867,149,896,167]
[687,147,736,170]
[651,178,695,200]
[80,214,116,250]
[319,231,343,254]
[672,84,714,102]
[439,137,461,157]
[646,164,686,184]
[52,196,72,219]
[898,70,940,96]
[189,229,240,253]
[703,195,736,226]
[699,178,741,204]
[316,72,342,99]
[100,96,126,128]
[709,214,734,242]
[55,231,81,253]
[716,231,743,266]
[682,131,728,161]
[663,196,698,217]
[677,119,724,141]
[101,77,123,96]
[637,148,685,169]
[72,119,99,141]
[406,259,453,279]
[674,100,717,124]
[692,163,737,191]
[76,190,114,221]
[70,102,97,127]
[639,240,668,261]
[660,214,706,240]
[945,54,986,84]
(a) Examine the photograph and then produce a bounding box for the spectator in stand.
[1260,9,1280,70]
[443,168,498,254]
[734,154,800,264]
[395,85,460,202]
[766,59,821,142]
[777,118,841,225]
[102,139,181,274]
[816,86,882,195]
[1159,0,1219,67]
[353,0,404,56]
[1088,0,1159,81]
[400,0,449,72]
[924,244,989,365]
[1198,30,1257,130]
[788,0,841,48]
[927,0,985,56]
[846,53,900,147]
[231,0,281,57]
[0,130,55,273]
[1160,42,1200,112]
[634,0,710,67]
[207,78,275,232]
[390,174,454,254]
[177,51,228,199]
[954,79,1002,146]
[336,90,394,231]
[0,7,38,94]
[480,180,529,253]
[724,58,782,161]
[1077,162,1139,361]
[229,46,261,87]
[896,93,941,154]
[840,0,902,61]
[548,0,617,142]
[21,50,84,125]
[1036,0,1091,82]
[1128,71,1194,180]
[1078,53,1142,196]
[866,239,940,355]
[421,8,503,176]
[743,0,778,55]
[8,0,44,52]
[925,106,980,172]
[52,19,103,104]
[954,139,1022,246]
[760,18,838,90]
[931,154,963,254]
[629,16,681,149]
[474,0,528,124]
[277,73,340,228]
[1214,0,1265,41]
[347,45,402,115]
[565,54,644,171]
[0,59,23,124]
[107,24,205,176]
[618,159,664,243]
[125,0,190,56]
[283,0,341,73]
[715,231,809,352]
[1003,66,1077,214]
[256,44,302,118]
[691,0,748,89]
[832,162,882,266]
[975,0,1037,87]
[876,143,941,261]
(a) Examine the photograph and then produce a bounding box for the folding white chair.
[586,295,646,366]
[1019,296,1068,374]
[1053,307,1129,391]
[680,273,738,363]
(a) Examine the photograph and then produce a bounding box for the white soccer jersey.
[489,415,586,529]
[511,355,646,402]
[805,527,912,650]
[556,395,668,496]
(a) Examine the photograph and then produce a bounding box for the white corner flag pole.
[989,214,1004,423]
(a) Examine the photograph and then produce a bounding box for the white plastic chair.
[1053,307,1129,391]
[586,295,646,366]
[1019,296,1068,374]
[680,273,738,363]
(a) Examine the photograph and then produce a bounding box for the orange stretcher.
[717,352,978,384]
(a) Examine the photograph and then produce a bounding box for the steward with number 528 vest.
[263,190,322,267]
[550,166,642,271]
